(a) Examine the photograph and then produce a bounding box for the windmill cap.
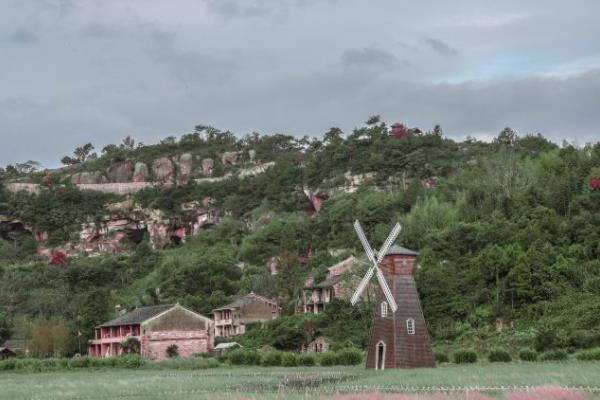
[376,244,418,256]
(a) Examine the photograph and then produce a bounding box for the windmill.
[351,220,435,370]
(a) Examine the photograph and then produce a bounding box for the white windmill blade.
[376,268,398,312]
[353,220,376,264]
[350,266,375,305]
[377,223,402,263]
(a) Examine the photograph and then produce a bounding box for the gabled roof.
[98,304,176,327]
[212,293,279,312]
[377,244,418,256]
[307,274,344,289]
[2,339,26,350]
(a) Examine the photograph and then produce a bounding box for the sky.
[1,0,599,168]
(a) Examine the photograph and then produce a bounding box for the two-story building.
[299,256,357,315]
[88,303,213,360]
[212,293,280,338]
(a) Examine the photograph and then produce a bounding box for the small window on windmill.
[381,301,388,318]
[406,318,415,335]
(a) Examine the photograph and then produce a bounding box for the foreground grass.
[1,362,599,400]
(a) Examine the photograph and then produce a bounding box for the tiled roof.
[98,304,176,327]
[213,293,278,311]
[377,244,418,256]
[309,274,344,289]
[2,339,26,350]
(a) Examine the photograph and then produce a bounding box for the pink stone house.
[298,256,358,314]
[212,293,280,338]
[88,304,213,360]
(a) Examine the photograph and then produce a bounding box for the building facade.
[299,256,357,315]
[88,303,213,360]
[212,293,280,338]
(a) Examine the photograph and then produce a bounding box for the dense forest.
[0,117,599,356]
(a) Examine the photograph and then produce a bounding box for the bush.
[319,352,338,366]
[540,349,568,361]
[452,350,477,364]
[69,356,92,368]
[166,345,179,358]
[519,349,538,362]
[0,359,16,371]
[575,348,600,361]
[488,348,512,363]
[228,349,261,365]
[297,353,316,366]
[434,351,449,364]
[261,351,282,366]
[336,348,363,365]
[281,352,298,367]
[534,328,560,352]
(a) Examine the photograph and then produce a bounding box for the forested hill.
[0,117,599,355]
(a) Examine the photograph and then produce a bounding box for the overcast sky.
[1,0,599,167]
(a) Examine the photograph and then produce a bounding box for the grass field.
[1,362,599,400]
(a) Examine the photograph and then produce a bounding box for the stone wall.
[141,330,213,360]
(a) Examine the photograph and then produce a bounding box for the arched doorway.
[375,341,386,370]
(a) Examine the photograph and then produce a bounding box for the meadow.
[1,362,599,400]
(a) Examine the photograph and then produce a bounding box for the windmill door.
[375,341,386,370]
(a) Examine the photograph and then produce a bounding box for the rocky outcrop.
[222,151,242,166]
[248,149,256,163]
[177,153,193,184]
[201,158,214,176]
[152,157,175,184]
[106,161,134,183]
[133,162,149,182]
[71,171,108,185]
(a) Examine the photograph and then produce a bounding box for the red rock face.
[132,162,149,182]
[106,161,134,183]
[201,158,214,176]
[152,157,175,184]
[177,153,193,185]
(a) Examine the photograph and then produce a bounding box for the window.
[380,301,388,318]
[406,318,415,335]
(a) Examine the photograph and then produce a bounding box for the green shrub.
[575,348,600,361]
[434,351,449,364]
[166,344,179,358]
[519,349,538,362]
[0,359,16,371]
[281,352,298,367]
[297,353,316,366]
[261,351,282,366]
[534,328,560,352]
[336,348,363,365]
[120,355,143,368]
[69,356,92,368]
[488,348,511,363]
[319,352,338,366]
[540,349,568,361]
[228,349,261,365]
[452,350,477,364]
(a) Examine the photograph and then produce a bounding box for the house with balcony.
[88,303,213,360]
[212,293,280,338]
[299,256,358,315]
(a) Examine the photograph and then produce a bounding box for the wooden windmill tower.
[351,221,435,370]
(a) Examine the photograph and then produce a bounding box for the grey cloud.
[341,48,406,70]
[7,28,38,44]
[423,37,459,57]
[81,24,122,39]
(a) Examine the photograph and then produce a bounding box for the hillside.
[0,118,599,356]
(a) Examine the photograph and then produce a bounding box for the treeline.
[0,119,599,355]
